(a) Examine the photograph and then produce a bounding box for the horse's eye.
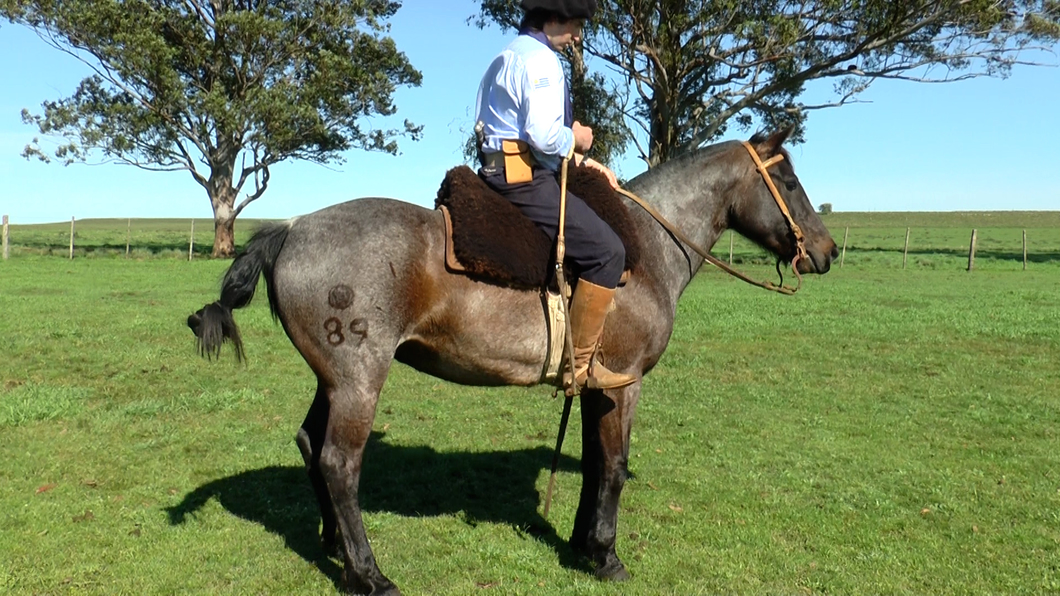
[785,180,797,192]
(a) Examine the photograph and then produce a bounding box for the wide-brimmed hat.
[519,0,597,20]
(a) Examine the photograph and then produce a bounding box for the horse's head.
[729,128,838,274]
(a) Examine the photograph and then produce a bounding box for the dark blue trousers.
[480,165,625,289]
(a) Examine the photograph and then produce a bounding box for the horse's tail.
[187,221,292,362]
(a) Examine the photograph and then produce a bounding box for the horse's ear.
[753,125,796,158]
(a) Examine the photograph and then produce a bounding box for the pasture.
[1,214,1059,594]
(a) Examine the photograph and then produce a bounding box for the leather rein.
[616,141,810,295]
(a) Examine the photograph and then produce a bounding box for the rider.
[475,0,635,391]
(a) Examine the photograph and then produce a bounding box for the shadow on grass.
[165,432,587,588]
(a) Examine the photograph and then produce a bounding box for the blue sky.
[1,1,1057,224]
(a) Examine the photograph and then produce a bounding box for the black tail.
[187,223,291,362]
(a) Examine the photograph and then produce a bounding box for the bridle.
[615,141,811,295]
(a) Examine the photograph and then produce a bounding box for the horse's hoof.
[342,576,401,596]
[595,561,631,582]
[370,585,401,596]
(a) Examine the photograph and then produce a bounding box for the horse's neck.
[628,159,734,308]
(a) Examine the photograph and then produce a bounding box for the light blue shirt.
[476,34,574,172]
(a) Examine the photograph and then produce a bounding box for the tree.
[479,0,1060,168]
[818,202,833,215]
[2,0,422,257]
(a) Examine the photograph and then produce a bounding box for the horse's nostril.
[830,245,839,259]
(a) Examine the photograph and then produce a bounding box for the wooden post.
[967,229,978,272]
[2,215,8,261]
[1023,229,1027,271]
[840,226,849,268]
[903,227,910,269]
[728,230,734,265]
[69,217,75,259]
[126,218,131,258]
[188,219,195,261]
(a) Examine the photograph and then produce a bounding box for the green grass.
[1,217,1059,594]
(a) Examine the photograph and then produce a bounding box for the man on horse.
[475,0,635,391]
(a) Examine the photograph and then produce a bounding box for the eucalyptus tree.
[2,0,422,257]
[479,0,1060,168]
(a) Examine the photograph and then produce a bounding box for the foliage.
[477,0,1060,167]
[818,202,833,215]
[1,0,422,256]
[1,254,1059,593]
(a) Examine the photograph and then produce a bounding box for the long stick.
[69,217,75,259]
[967,229,978,272]
[903,227,910,269]
[840,227,848,268]
[126,218,131,258]
[544,157,578,519]
[1023,229,1027,271]
[189,219,195,261]
[2,215,8,261]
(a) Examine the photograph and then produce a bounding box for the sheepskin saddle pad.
[435,164,642,291]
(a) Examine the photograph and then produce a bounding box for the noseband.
[615,142,810,295]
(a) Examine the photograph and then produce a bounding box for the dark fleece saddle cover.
[435,164,642,291]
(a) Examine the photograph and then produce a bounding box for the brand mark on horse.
[328,284,354,310]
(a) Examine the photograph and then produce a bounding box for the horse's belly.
[397,288,550,387]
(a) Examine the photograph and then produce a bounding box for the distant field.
[4,212,1058,271]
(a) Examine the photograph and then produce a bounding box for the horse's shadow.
[165,432,585,585]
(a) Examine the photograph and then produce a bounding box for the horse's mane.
[627,134,793,189]
[626,139,742,189]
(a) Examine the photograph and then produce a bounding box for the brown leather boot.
[566,279,637,390]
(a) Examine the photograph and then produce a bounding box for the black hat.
[520,0,597,20]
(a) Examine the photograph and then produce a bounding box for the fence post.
[967,229,977,272]
[126,218,131,258]
[903,227,910,269]
[1023,229,1027,271]
[2,215,8,261]
[69,217,75,259]
[728,230,734,265]
[840,226,849,268]
[188,219,195,261]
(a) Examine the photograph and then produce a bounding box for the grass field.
[1,215,1059,594]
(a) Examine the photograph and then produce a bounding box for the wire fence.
[2,214,1059,271]
[0,217,266,261]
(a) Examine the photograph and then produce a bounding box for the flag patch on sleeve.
[532,77,551,89]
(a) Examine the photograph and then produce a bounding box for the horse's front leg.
[570,380,641,581]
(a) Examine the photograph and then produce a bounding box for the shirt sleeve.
[518,53,574,159]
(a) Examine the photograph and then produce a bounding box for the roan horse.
[189,127,838,595]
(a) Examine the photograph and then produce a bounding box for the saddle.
[435,164,642,291]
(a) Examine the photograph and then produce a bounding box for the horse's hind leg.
[570,381,642,581]
[318,366,398,595]
[296,381,339,554]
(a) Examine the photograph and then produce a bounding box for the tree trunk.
[210,181,238,258]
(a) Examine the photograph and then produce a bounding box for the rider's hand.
[572,121,593,154]
[583,157,619,189]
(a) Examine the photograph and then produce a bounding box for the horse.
[188,127,838,595]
